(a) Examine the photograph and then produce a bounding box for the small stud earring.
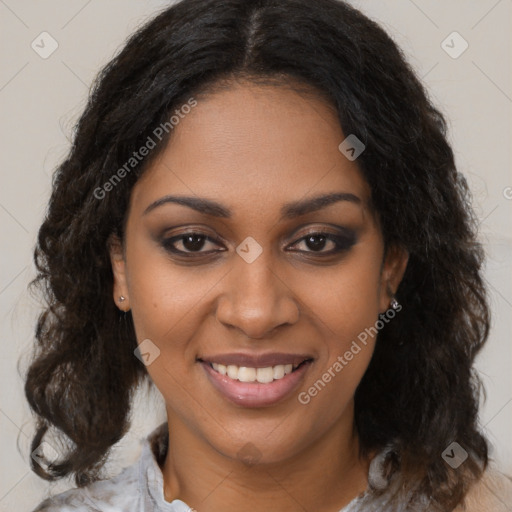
[119,296,126,302]
[390,297,400,310]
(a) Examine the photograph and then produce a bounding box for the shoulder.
[30,459,140,512]
[456,465,512,512]
[30,423,168,512]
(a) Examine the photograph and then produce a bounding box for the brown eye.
[304,234,330,251]
[288,230,357,255]
[181,233,207,252]
[162,231,223,255]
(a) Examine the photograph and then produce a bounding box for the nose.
[215,252,300,339]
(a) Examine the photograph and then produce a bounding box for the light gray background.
[0,1,511,510]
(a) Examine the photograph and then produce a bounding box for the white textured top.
[31,422,366,511]
[31,422,512,512]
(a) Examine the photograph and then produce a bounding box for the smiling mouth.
[198,354,314,407]
[201,359,313,384]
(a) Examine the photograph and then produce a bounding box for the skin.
[110,80,409,512]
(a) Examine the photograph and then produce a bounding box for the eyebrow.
[143,192,361,219]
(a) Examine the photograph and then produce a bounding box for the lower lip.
[201,361,312,408]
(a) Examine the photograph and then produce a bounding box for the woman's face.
[110,81,408,464]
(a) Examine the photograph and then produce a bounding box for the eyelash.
[161,230,356,258]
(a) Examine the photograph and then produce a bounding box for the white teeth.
[273,365,285,380]
[211,362,302,383]
[227,365,238,379]
[238,367,256,382]
[256,367,274,383]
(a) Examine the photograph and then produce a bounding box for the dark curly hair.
[24,0,490,509]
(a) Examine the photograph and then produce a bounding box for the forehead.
[130,81,371,217]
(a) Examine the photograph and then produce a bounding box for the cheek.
[294,248,382,405]
[125,238,218,344]
[299,246,383,345]
[123,249,227,417]
[124,246,216,410]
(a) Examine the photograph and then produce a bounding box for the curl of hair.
[25,0,489,508]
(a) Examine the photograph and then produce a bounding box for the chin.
[208,425,311,467]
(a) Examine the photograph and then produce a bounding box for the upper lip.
[198,353,313,368]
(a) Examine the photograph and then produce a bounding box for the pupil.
[183,234,205,251]
[306,234,326,251]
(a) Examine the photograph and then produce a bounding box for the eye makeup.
[157,224,358,262]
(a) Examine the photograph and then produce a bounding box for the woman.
[25,0,511,510]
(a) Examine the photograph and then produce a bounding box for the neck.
[160,405,372,512]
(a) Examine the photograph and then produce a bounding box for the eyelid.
[290,225,351,237]
[161,226,224,242]
[286,224,356,243]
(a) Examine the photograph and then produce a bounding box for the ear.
[378,244,409,313]
[108,234,130,311]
